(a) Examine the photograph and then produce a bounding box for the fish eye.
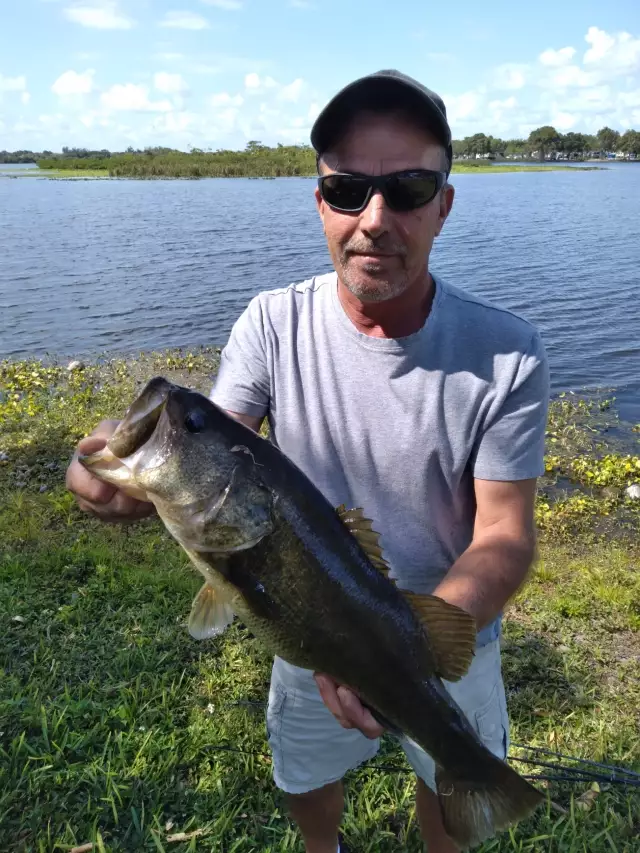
[184,410,206,433]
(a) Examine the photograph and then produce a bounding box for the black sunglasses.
[318,169,447,214]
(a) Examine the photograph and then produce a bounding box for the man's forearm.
[432,532,536,630]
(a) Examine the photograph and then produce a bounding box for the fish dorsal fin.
[336,505,391,577]
[188,582,235,640]
[403,592,476,682]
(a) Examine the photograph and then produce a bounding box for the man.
[67,70,549,853]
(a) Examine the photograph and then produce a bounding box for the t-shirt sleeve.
[209,296,270,418]
[471,330,550,481]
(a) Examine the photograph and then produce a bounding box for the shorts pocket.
[266,683,292,778]
[473,681,509,760]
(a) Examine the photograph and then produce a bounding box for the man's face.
[315,111,455,303]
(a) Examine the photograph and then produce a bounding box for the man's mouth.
[352,251,395,258]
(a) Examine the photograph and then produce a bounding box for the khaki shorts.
[265,639,509,795]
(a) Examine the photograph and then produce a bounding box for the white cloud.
[200,0,242,7]
[618,89,640,108]
[259,102,279,117]
[64,2,134,29]
[210,92,244,106]
[22,92,31,105]
[6,23,639,153]
[211,106,241,132]
[0,74,27,93]
[583,26,640,73]
[445,25,640,140]
[151,111,197,134]
[583,26,616,64]
[550,111,578,130]
[279,77,305,103]
[548,64,596,88]
[445,90,484,123]
[52,69,95,96]
[159,11,210,29]
[154,72,188,94]
[539,46,576,66]
[244,72,278,93]
[491,64,528,90]
[101,83,173,112]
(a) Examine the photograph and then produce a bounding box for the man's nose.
[360,189,393,237]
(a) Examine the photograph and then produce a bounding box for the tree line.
[454,126,640,159]
[1,126,638,177]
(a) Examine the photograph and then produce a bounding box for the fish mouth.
[78,376,176,477]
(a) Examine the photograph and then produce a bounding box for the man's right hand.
[66,419,155,524]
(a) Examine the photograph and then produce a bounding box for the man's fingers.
[336,686,384,739]
[76,435,108,456]
[314,674,384,738]
[67,420,122,505]
[314,674,354,729]
[67,458,118,506]
[76,490,154,523]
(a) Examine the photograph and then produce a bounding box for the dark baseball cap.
[310,69,453,172]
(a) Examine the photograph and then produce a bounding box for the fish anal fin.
[188,582,235,640]
[403,592,476,681]
[336,505,392,578]
[436,761,544,849]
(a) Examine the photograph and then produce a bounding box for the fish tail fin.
[435,757,544,850]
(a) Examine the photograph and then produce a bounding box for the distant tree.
[596,127,621,153]
[504,138,527,156]
[562,132,589,157]
[528,126,561,159]
[619,129,640,156]
[468,133,490,155]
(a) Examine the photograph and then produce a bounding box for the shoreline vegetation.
[3,158,605,181]
[1,349,639,851]
[3,135,635,179]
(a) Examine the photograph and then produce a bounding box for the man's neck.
[337,272,436,339]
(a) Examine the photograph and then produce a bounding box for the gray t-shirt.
[211,271,549,647]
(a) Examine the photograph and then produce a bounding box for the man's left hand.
[314,674,385,739]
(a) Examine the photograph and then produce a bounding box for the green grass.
[450,164,599,174]
[2,169,111,180]
[1,353,639,851]
[2,162,599,181]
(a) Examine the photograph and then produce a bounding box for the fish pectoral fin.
[435,761,544,849]
[336,505,392,578]
[403,592,476,682]
[188,583,235,640]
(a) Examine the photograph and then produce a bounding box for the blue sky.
[1,0,639,151]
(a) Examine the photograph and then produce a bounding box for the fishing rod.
[511,743,640,781]
[213,702,640,789]
[202,743,640,788]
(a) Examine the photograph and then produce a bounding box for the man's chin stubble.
[342,277,409,303]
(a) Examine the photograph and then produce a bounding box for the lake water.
[1,164,639,422]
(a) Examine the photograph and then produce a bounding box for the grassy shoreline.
[1,162,603,181]
[1,350,639,852]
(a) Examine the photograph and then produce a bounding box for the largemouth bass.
[79,376,543,849]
